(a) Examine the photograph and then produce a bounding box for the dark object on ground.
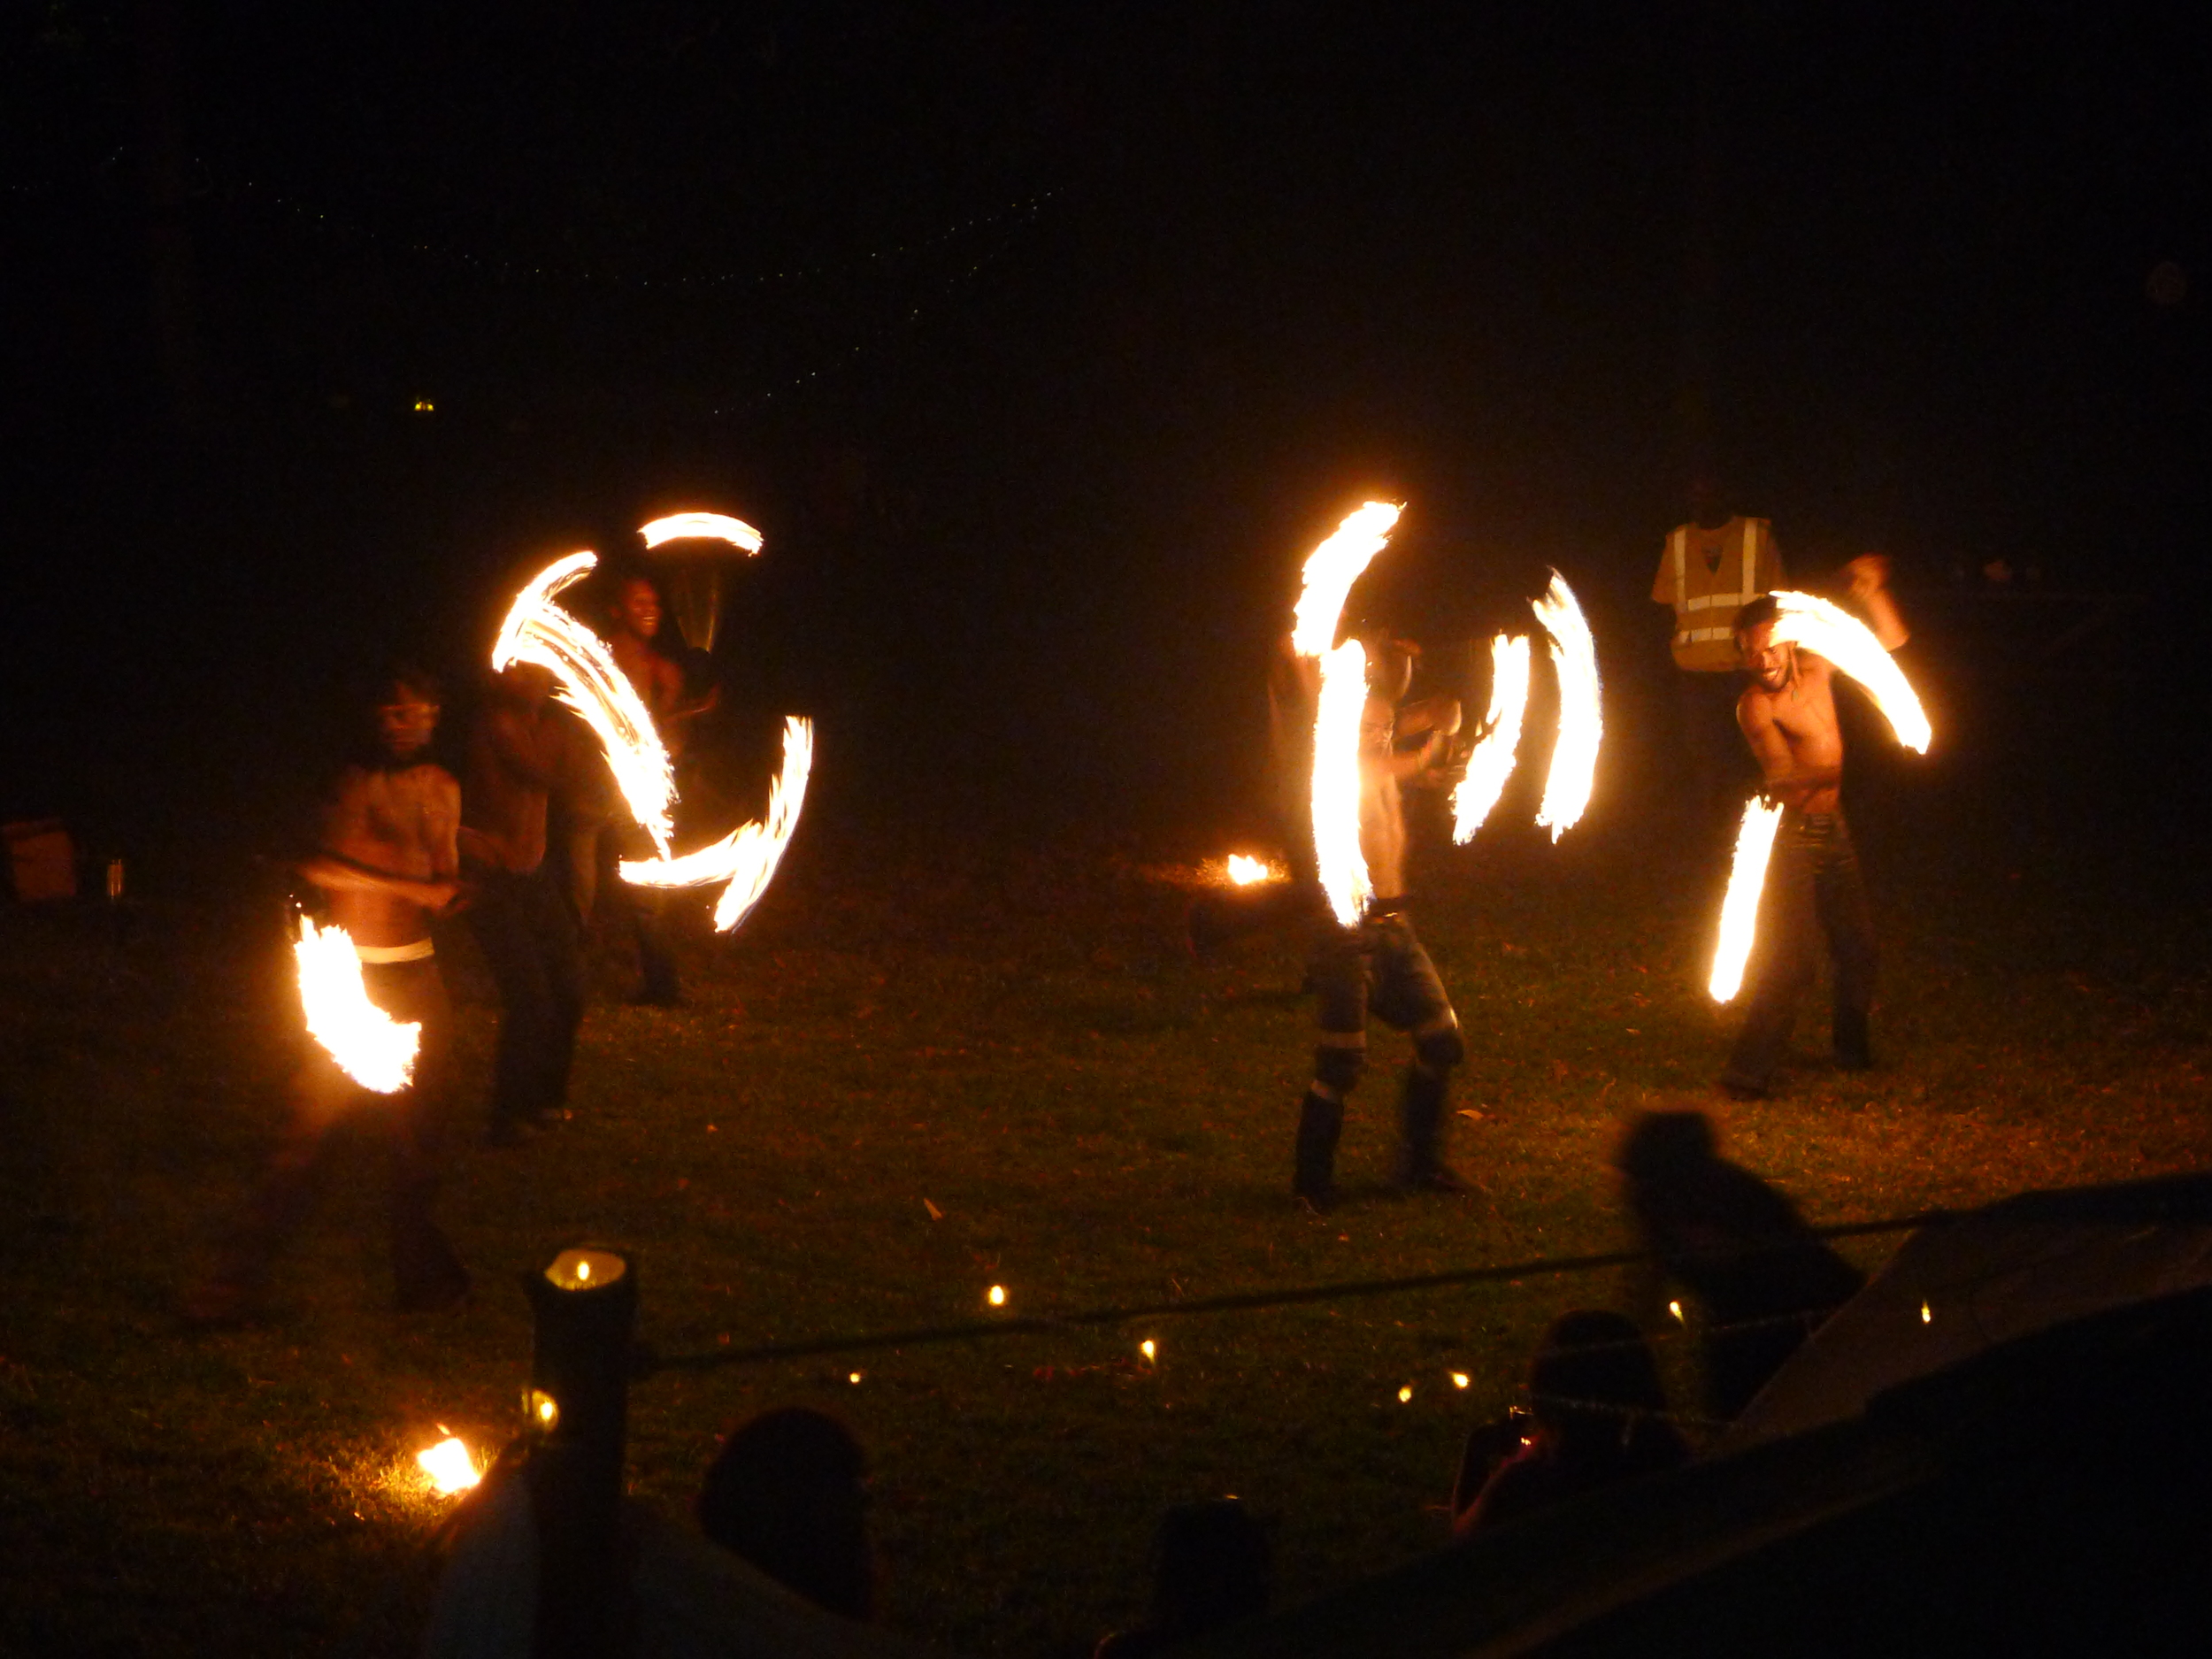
[1454,1310,1690,1539]
[697,1407,874,1621]
[1096,1498,1271,1657]
[1615,1112,1864,1420]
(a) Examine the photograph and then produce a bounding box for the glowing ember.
[1451,633,1532,844]
[1225,854,1278,887]
[619,718,814,933]
[639,511,764,553]
[1921,1302,1932,1325]
[987,1285,1007,1307]
[1140,1339,1157,1362]
[1669,1299,1686,1324]
[849,1371,864,1385]
[294,917,420,1094]
[1767,590,1932,753]
[417,1435,480,1496]
[1294,503,1400,928]
[1709,795,1786,1002]
[1451,1371,1471,1389]
[1531,572,1602,841]
[492,551,677,858]
[1397,1384,1414,1404]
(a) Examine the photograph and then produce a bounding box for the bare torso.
[312,764,460,947]
[1736,651,1847,814]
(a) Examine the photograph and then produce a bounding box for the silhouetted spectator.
[696,1408,873,1621]
[1452,1310,1689,1539]
[1095,1499,1272,1657]
[1615,1111,1865,1420]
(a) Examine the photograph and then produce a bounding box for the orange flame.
[639,511,764,553]
[416,1435,480,1496]
[1452,633,1532,844]
[1767,591,1931,752]
[1294,503,1400,927]
[620,717,814,933]
[1709,795,1786,1002]
[1225,854,1279,887]
[1532,572,1602,841]
[491,551,677,857]
[294,917,419,1094]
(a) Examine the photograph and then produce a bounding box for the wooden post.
[525,1246,639,1659]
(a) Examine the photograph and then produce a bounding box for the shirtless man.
[1293,634,1471,1210]
[463,662,587,1143]
[600,572,716,1004]
[1719,557,1909,1098]
[185,665,471,1322]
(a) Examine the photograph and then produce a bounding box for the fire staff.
[183,664,471,1323]
[1719,558,1908,1098]
[1293,634,1470,1210]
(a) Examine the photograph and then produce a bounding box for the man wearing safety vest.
[1653,509,1786,823]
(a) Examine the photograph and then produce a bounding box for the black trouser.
[215,954,465,1307]
[1723,810,1878,1091]
[470,866,587,1128]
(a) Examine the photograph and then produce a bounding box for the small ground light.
[987,1285,1007,1307]
[1397,1385,1414,1403]
[1668,1300,1685,1323]
[1921,1301,1932,1325]
[526,1389,559,1430]
[1141,1340,1156,1362]
[1451,1371,1471,1389]
[849,1371,864,1385]
[412,398,434,413]
[417,1435,480,1496]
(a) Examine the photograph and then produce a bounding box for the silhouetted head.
[1148,1499,1271,1639]
[1527,1310,1671,1449]
[697,1408,872,1620]
[370,662,442,763]
[1614,1111,1720,1184]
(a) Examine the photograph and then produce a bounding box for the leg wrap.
[1412,1022,1464,1075]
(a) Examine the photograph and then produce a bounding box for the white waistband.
[356,938,435,964]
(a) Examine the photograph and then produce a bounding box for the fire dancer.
[461,662,587,1144]
[602,571,714,1004]
[184,665,470,1323]
[1293,633,1469,1210]
[1719,557,1908,1097]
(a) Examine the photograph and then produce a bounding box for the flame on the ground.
[1709,795,1786,1002]
[1767,591,1932,753]
[620,717,815,933]
[1294,503,1400,927]
[492,551,677,857]
[1225,854,1279,887]
[417,1436,480,1497]
[1532,572,1602,841]
[295,917,420,1094]
[1452,633,1532,844]
[639,511,764,552]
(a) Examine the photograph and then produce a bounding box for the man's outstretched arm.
[1846,555,1909,651]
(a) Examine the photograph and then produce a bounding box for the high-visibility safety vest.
[1651,516,1786,672]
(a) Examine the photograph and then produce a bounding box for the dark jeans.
[214,954,465,1308]
[470,866,587,1127]
[1723,810,1878,1091]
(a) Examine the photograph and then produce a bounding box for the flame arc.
[1294,503,1400,926]
[491,551,677,858]
[620,717,814,933]
[1766,590,1931,754]
[1451,633,1532,845]
[1532,572,1602,841]
[1709,795,1786,1002]
[639,511,764,553]
[295,917,421,1093]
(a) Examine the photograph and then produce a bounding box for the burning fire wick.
[1451,633,1532,844]
[1709,796,1786,1002]
[1767,591,1931,753]
[1225,854,1278,887]
[294,917,420,1094]
[417,1434,480,1496]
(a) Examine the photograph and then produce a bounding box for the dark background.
[4,0,2207,872]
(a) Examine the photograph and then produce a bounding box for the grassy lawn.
[3,779,2208,1656]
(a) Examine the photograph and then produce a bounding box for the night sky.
[4,2,2206,856]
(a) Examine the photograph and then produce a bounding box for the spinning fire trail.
[491,516,812,932]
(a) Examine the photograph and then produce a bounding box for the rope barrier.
[641,1207,1957,1375]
